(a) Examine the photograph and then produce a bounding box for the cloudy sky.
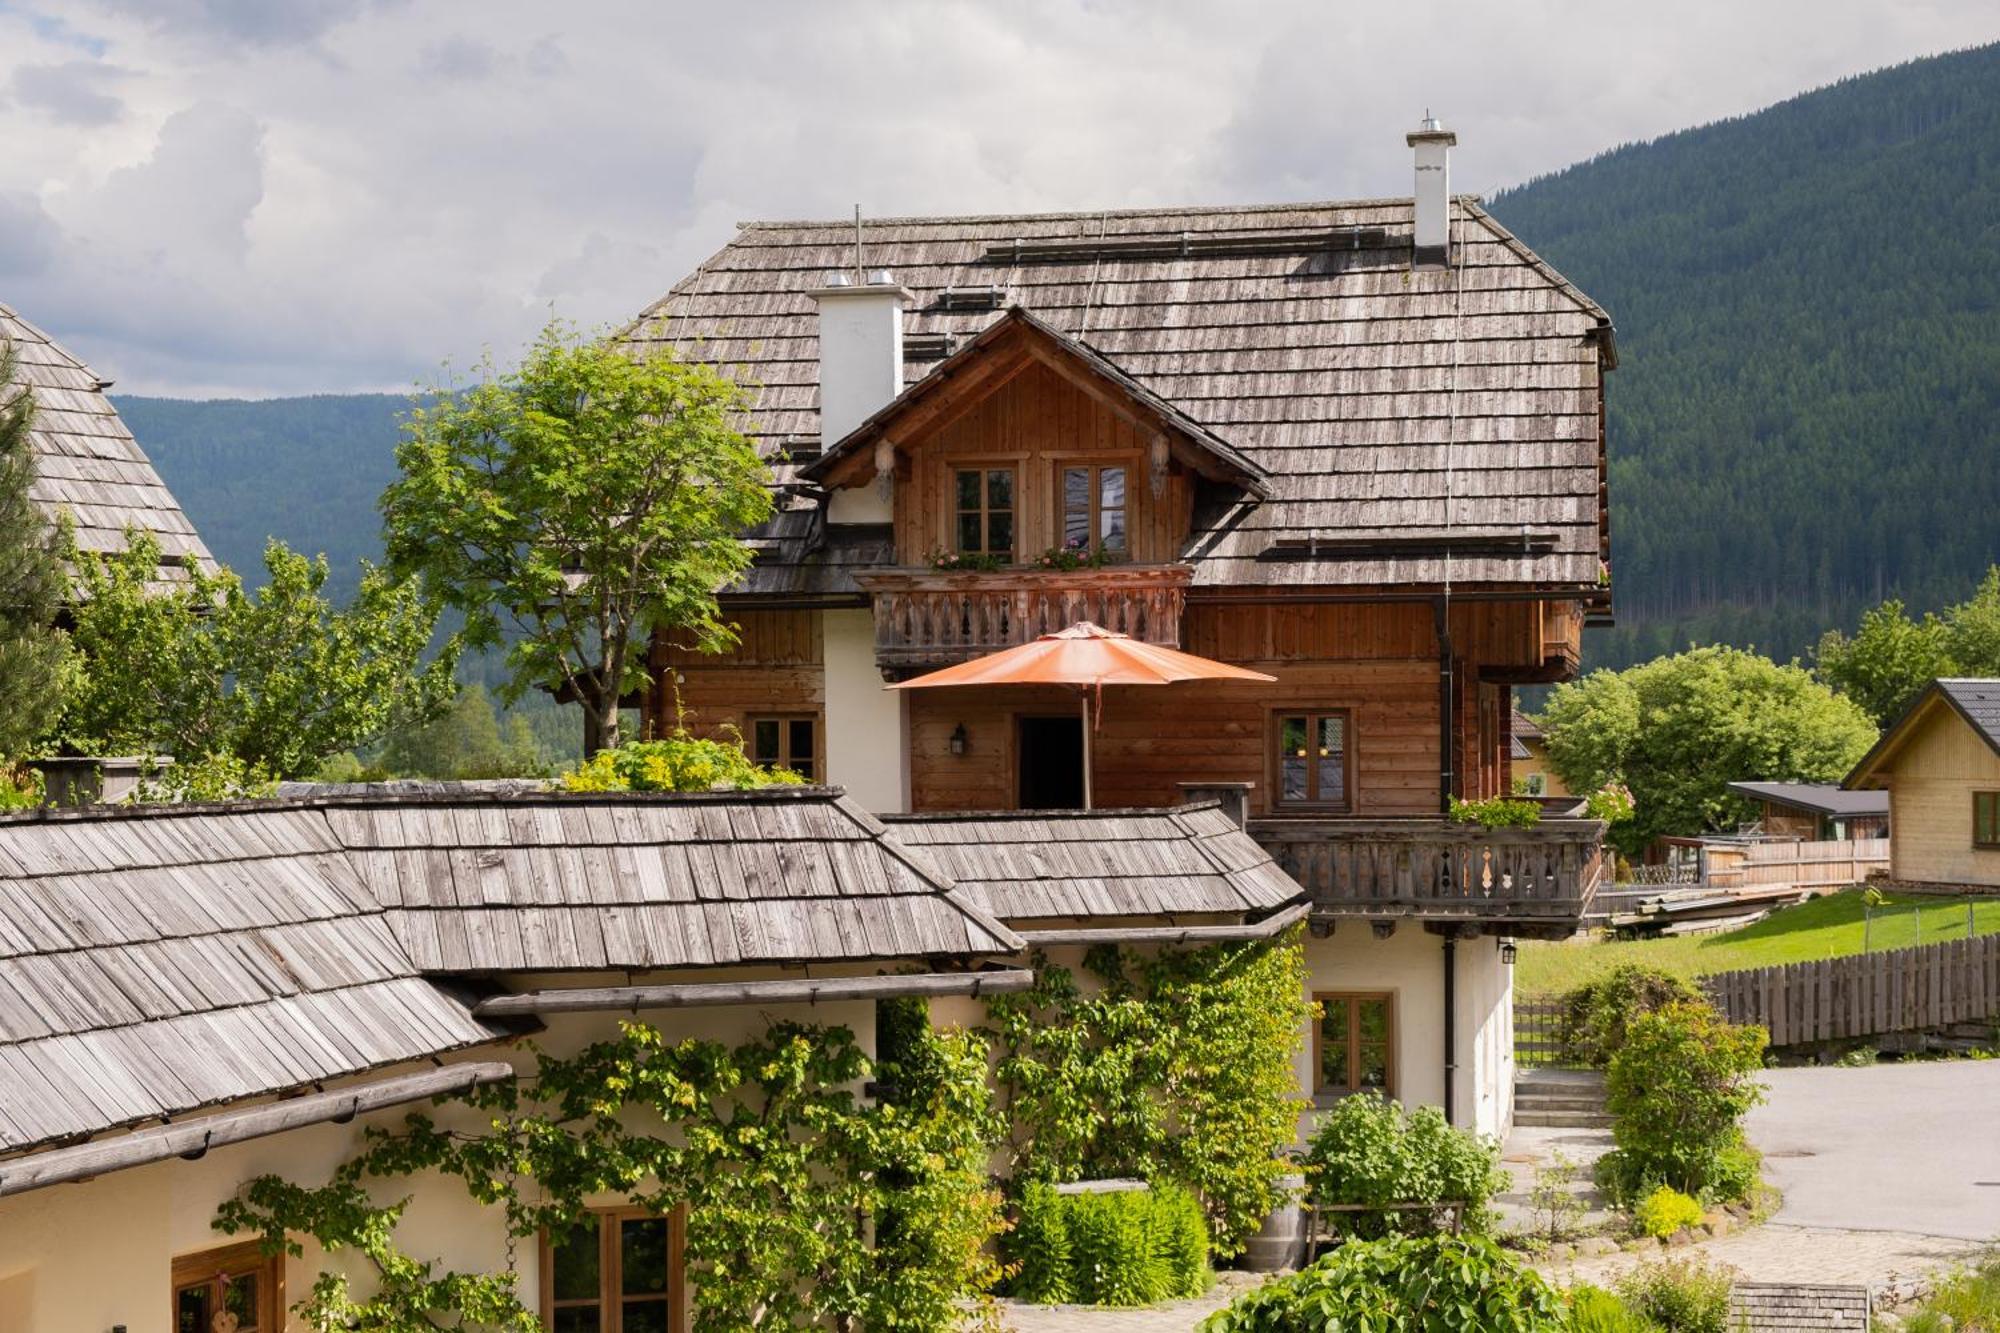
[1,1,1993,398]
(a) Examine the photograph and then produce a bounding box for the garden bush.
[1904,1250,2000,1333]
[1198,1235,1566,1333]
[1601,1000,1767,1203]
[1559,963,1706,1067]
[1302,1092,1506,1237]
[1633,1185,1706,1239]
[1006,1183,1210,1307]
[1614,1258,1735,1333]
[1565,1284,1653,1333]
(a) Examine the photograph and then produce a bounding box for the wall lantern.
[1500,939,1518,966]
[949,723,969,756]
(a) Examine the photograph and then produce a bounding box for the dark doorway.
[1017,715,1085,809]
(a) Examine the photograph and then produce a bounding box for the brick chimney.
[1407,114,1457,269]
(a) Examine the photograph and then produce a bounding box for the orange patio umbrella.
[888,622,1276,809]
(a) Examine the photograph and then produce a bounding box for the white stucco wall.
[0,972,879,1333]
[822,607,909,813]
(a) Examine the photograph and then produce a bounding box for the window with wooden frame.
[173,1240,281,1333]
[1976,791,2000,849]
[749,714,819,781]
[1274,711,1351,809]
[1059,463,1128,557]
[954,467,1015,559]
[1314,991,1394,1098]
[542,1206,686,1333]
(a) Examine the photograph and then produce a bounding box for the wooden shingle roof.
[0,788,1021,1155]
[322,787,1021,972]
[625,198,1612,595]
[2,301,215,581]
[884,801,1301,922]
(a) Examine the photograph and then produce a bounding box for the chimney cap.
[821,271,854,287]
[1407,113,1457,147]
[865,268,896,286]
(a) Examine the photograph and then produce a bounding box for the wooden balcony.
[1248,817,1606,934]
[856,564,1192,673]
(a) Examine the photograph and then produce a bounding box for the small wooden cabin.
[1846,679,2000,891]
[1724,781,1889,842]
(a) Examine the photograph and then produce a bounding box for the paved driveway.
[1747,1061,2000,1241]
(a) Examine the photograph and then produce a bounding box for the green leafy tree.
[0,346,70,761]
[55,531,456,782]
[1540,646,1877,852]
[1602,1000,1767,1202]
[376,685,547,779]
[382,322,772,756]
[1817,567,2000,724]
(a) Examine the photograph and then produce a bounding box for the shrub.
[1448,795,1542,827]
[1525,1149,1587,1246]
[1904,1251,2000,1333]
[1303,1093,1506,1238]
[1615,1258,1735,1333]
[1602,1001,1767,1203]
[1565,1284,1652,1333]
[557,730,805,792]
[1007,1183,1210,1307]
[1633,1185,1706,1239]
[1560,963,1707,1067]
[1198,1235,1566,1333]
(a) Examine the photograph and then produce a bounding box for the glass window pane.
[226,1273,260,1330]
[1320,1038,1350,1090]
[1100,505,1126,551]
[988,511,1014,556]
[986,469,1013,509]
[621,1217,670,1294]
[1319,997,1348,1040]
[957,513,983,552]
[623,1303,671,1333]
[553,1310,602,1333]
[1063,467,1089,512]
[1063,506,1091,551]
[1357,998,1390,1043]
[551,1217,601,1301]
[956,470,980,509]
[1280,716,1308,754]
[177,1285,212,1333]
[1099,467,1125,509]
[752,719,779,764]
[788,719,815,761]
[1358,1043,1389,1090]
[1279,716,1308,803]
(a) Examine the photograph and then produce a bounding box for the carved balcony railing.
[856,565,1193,673]
[1248,817,1606,931]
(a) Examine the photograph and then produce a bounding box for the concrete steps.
[1514,1068,1609,1129]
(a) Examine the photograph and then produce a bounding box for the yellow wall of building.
[1884,708,2000,888]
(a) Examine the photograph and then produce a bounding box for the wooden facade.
[650,610,824,743]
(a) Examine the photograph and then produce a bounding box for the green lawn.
[1516,889,2000,996]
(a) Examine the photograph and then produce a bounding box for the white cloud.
[0,0,1994,396]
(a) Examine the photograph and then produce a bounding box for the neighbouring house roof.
[1512,710,1545,743]
[1847,678,2000,788]
[1726,782,1889,819]
[0,788,1025,1157]
[2,300,216,583]
[883,801,1301,922]
[624,199,1613,599]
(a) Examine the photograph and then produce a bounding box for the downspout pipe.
[1442,934,1458,1127]
[1434,598,1455,813]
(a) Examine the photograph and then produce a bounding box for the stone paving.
[1536,1224,1983,1295]
[997,1270,1259,1333]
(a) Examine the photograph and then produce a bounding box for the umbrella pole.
[1080,689,1094,811]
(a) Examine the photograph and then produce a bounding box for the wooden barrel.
[1240,1175,1308,1272]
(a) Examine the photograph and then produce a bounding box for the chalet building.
[631,121,1613,1130]
[1724,781,1889,842]
[1846,678,2000,891]
[2,300,214,585]
[1510,710,1568,797]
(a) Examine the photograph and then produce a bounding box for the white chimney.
[809,269,912,524]
[1407,114,1457,269]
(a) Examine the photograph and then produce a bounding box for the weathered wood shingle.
[884,801,1302,923]
[624,199,1612,594]
[2,301,216,582]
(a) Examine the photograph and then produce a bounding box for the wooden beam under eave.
[473,968,1037,1018]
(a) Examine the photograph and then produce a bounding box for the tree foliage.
[53,530,456,783]
[1491,43,2000,671]
[556,732,804,792]
[984,934,1311,1256]
[1539,646,1876,851]
[374,684,549,779]
[1816,566,2000,724]
[0,347,70,762]
[382,322,772,755]
[219,1020,1006,1332]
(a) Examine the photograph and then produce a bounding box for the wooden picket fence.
[1704,933,2000,1048]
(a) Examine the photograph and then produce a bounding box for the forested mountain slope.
[1489,41,2000,668]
